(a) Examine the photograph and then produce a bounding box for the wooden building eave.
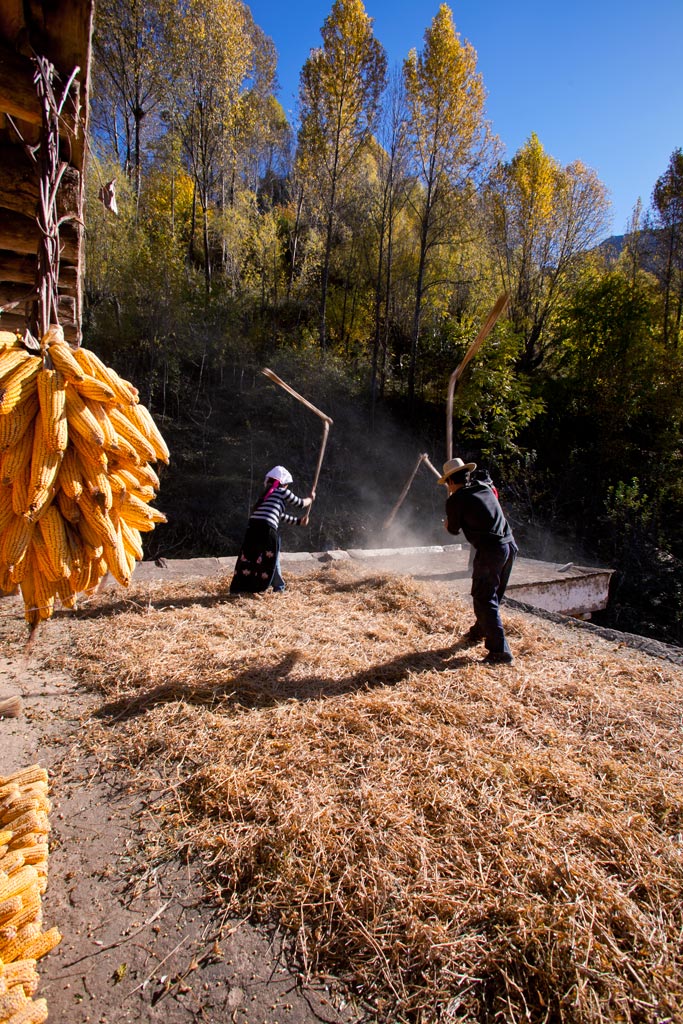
[0,0,94,344]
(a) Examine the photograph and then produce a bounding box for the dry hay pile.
[24,564,683,1023]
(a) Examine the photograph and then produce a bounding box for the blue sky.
[248,0,683,240]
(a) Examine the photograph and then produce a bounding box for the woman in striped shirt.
[230,465,314,593]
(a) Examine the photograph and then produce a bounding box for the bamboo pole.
[261,367,333,496]
[446,292,509,460]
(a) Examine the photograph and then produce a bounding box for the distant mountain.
[594,229,662,273]
[597,234,626,257]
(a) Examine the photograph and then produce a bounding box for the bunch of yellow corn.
[0,326,169,627]
[0,765,59,1024]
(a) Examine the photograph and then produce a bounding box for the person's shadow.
[94,644,472,722]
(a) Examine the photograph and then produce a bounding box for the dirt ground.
[0,592,358,1024]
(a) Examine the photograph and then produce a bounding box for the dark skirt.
[230,520,280,593]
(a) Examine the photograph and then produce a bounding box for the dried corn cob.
[45,339,85,383]
[0,986,29,1017]
[108,407,157,463]
[0,396,39,454]
[1,427,34,488]
[55,445,82,500]
[64,386,105,446]
[0,898,22,926]
[36,368,67,453]
[72,371,116,403]
[26,417,63,522]
[5,994,48,1023]
[36,506,71,579]
[0,359,41,416]
[0,348,32,385]
[0,768,47,792]
[1,959,40,997]
[1,517,33,570]
[10,927,61,963]
[0,867,39,905]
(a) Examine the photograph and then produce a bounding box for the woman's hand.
[301,512,310,526]
[303,496,314,507]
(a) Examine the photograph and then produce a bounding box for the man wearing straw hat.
[438,458,518,665]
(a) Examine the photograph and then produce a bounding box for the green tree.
[297,0,387,351]
[367,69,410,412]
[652,148,683,348]
[487,132,610,370]
[403,4,492,407]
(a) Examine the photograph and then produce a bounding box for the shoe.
[461,627,484,646]
[483,651,514,665]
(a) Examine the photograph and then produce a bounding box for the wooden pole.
[382,453,428,530]
[261,367,333,496]
[262,368,333,424]
[446,292,509,460]
[423,455,443,481]
[311,419,330,495]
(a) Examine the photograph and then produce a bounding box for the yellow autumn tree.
[159,0,256,290]
[403,3,493,405]
[297,0,387,351]
[487,132,610,368]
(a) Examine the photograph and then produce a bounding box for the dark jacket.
[445,480,514,549]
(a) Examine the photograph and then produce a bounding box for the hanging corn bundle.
[0,58,169,627]
[0,326,169,627]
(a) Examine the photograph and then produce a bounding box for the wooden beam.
[0,284,78,311]
[0,209,78,261]
[0,42,43,125]
[0,0,95,174]
[0,260,79,295]
[0,304,79,342]
[0,143,81,221]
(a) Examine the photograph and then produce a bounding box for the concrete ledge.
[135,557,223,579]
[346,545,447,559]
[510,570,614,616]
[280,551,316,562]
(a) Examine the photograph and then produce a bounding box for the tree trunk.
[320,204,335,351]
[408,210,430,408]
[287,187,304,300]
[202,201,211,292]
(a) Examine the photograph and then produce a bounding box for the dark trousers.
[470,540,518,654]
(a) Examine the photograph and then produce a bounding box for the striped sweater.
[250,485,306,530]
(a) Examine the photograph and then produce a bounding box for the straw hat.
[438,457,477,485]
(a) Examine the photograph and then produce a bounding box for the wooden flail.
[446,292,509,461]
[261,368,333,496]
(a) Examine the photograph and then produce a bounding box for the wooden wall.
[0,0,94,344]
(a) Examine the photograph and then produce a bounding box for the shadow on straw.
[94,645,471,723]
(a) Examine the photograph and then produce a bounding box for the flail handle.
[262,368,333,424]
[446,292,509,460]
[383,453,429,530]
[261,367,333,502]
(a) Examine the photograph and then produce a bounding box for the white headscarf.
[264,465,293,487]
